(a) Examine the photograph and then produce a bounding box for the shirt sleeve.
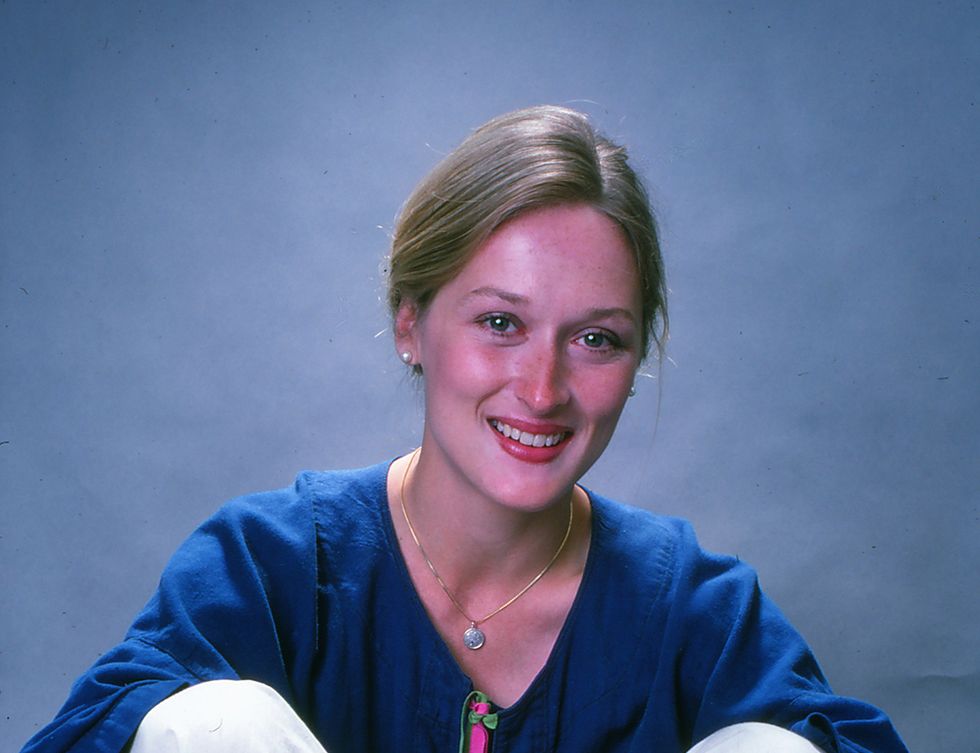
[20,483,318,753]
[673,529,908,753]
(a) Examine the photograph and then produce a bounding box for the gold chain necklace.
[398,448,574,651]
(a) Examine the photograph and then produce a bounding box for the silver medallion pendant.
[463,624,486,650]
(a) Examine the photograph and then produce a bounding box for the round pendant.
[463,625,486,650]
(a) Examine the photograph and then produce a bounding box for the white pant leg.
[688,722,825,753]
[130,679,327,753]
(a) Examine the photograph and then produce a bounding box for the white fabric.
[689,721,825,753]
[131,680,824,753]
[129,680,327,753]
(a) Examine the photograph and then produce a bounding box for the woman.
[21,106,908,753]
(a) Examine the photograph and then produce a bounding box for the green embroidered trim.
[458,690,498,753]
[468,708,499,730]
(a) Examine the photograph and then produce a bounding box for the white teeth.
[491,420,566,448]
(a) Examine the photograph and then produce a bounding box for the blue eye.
[578,331,621,350]
[480,314,516,334]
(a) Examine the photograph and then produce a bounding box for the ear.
[394,299,422,364]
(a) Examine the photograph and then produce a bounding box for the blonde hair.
[387,105,667,358]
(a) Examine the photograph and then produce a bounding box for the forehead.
[440,204,642,311]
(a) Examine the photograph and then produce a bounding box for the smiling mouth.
[490,419,570,448]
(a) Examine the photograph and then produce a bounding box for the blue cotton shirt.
[21,461,907,753]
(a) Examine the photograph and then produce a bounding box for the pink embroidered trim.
[468,700,492,753]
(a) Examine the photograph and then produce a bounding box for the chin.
[478,460,586,512]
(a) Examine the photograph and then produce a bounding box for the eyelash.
[479,313,519,335]
[576,331,623,351]
[477,314,624,352]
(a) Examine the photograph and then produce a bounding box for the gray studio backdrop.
[2,2,977,752]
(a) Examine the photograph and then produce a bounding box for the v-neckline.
[378,457,602,718]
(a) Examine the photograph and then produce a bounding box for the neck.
[394,447,579,591]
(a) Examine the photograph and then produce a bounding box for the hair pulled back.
[387,105,667,358]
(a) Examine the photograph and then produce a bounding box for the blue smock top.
[21,461,907,753]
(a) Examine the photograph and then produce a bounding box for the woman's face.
[397,203,643,511]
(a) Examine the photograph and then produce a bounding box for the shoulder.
[589,491,694,550]
[565,492,764,704]
[588,491,738,581]
[130,462,394,663]
[202,460,391,541]
[158,461,392,591]
[586,492,765,627]
[587,494,821,680]
[294,459,392,547]
[294,460,390,515]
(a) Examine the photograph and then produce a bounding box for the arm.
[21,484,318,753]
[673,528,907,753]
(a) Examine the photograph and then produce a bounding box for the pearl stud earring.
[628,385,637,397]
[400,351,413,364]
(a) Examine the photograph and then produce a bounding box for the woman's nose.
[515,342,570,414]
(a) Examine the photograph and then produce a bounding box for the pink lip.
[491,416,571,435]
[487,417,574,464]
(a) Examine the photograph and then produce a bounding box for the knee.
[689,722,825,753]
[131,680,316,753]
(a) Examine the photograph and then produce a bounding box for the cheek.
[575,368,634,421]
[424,340,513,396]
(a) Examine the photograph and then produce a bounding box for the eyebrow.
[461,286,529,305]
[585,307,638,323]
[461,286,637,323]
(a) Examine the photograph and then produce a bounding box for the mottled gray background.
[2,2,977,752]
